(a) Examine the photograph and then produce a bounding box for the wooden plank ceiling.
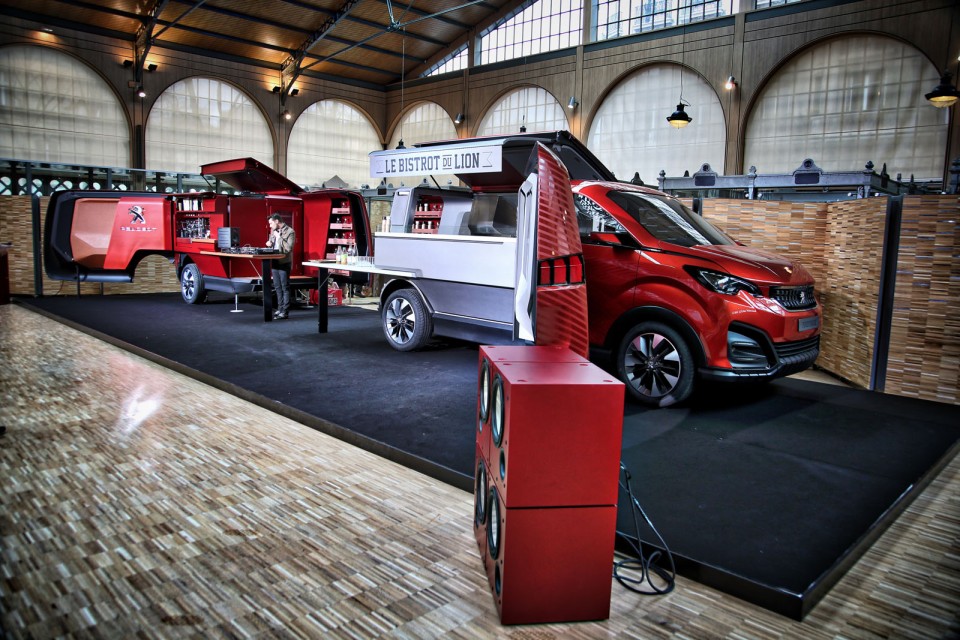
[2,0,527,88]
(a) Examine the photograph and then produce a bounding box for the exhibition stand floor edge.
[19,293,960,621]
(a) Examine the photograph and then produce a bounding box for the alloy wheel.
[385,297,415,345]
[623,332,682,400]
[182,269,196,299]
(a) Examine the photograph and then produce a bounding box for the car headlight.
[685,267,761,296]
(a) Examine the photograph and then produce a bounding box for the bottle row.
[416,201,441,212]
[176,197,208,211]
[333,244,363,265]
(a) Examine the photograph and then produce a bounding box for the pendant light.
[925,70,960,108]
[666,101,692,128]
[666,24,692,128]
[925,31,959,108]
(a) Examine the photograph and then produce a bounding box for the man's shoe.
[276,313,288,320]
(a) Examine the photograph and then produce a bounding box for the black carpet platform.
[20,293,960,620]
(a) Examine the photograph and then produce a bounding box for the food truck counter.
[301,259,417,278]
[372,232,517,289]
[302,259,418,334]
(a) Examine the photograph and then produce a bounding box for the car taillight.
[538,254,585,286]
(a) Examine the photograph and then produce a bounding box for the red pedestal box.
[477,346,588,463]
[473,443,490,559]
[488,360,624,508]
[477,344,590,465]
[485,485,617,625]
[480,344,589,365]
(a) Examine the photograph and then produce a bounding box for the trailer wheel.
[616,321,694,407]
[180,263,206,304]
[382,289,432,351]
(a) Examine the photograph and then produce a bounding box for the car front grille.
[770,285,818,310]
[774,334,820,359]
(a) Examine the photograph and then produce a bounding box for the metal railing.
[656,158,948,201]
[0,159,211,197]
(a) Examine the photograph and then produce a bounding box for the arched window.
[387,102,458,186]
[744,35,948,179]
[476,87,568,136]
[145,77,273,173]
[288,99,381,188]
[588,63,725,182]
[0,45,128,166]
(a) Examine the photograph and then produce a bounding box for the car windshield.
[608,190,733,248]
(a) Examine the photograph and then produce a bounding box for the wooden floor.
[1,303,958,639]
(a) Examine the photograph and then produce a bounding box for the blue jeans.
[272,262,290,315]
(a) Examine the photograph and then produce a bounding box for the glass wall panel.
[476,86,568,136]
[480,0,582,65]
[755,0,802,7]
[288,99,381,188]
[424,46,468,78]
[145,77,273,173]
[387,102,458,186]
[588,63,725,182]
[593,0,731,42]
[0,45,128,166]
[744,35,947,180]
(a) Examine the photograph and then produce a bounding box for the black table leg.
[317,268,328,333]
[262,259,273,322]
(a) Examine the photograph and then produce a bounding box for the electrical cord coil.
[614,461,677,596]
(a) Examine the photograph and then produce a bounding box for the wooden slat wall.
[0,196,179,297]
[0,195,35,294]
[0,195,73,296]
[701,199,878,388]
[700,196,960,405]
[816,198,889,389]
[699,199,829,285]
[885,195,960,404]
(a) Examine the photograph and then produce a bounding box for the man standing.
[266,213,295,319]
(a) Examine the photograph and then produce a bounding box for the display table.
[201,251,287,321]
[302,260,417,333]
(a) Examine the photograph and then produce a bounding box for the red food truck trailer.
[44,157,371,317]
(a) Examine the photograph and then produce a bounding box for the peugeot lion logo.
[129,205,146,224]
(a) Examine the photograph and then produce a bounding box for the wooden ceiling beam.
[281,0,363,102]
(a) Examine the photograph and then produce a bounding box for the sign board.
[370,144,503,178]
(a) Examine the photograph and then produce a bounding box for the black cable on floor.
[614,461,676,595]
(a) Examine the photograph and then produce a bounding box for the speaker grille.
[487,486,502,560]
[491,374,505,447]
